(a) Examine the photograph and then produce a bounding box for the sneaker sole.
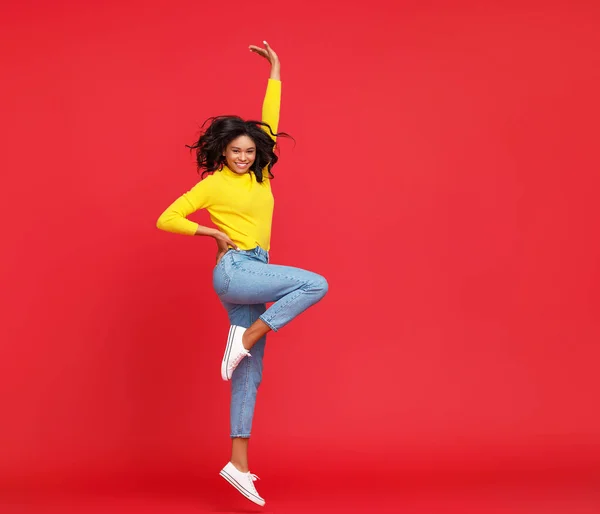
[219,468,265,506]
[221,326,236,381]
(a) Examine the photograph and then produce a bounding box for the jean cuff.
[259,315,278,332]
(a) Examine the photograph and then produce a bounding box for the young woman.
[156,41,328,507]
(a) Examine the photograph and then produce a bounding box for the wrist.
[270,63,281,80]
[196,226,218,237]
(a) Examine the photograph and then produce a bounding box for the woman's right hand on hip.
[213,230,239,252]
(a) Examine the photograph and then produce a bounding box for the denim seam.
[230,433,251,438]
[261,287,307,326]
[230,254,267,268]
[214,265,231,296]
[231,265,306,283]
[239,308,252,435]
[236,358,251,436]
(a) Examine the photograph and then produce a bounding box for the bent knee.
[311,274,329,299]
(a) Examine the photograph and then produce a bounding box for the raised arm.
[249,41,281,141]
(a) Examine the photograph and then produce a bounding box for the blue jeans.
[212,246,328,438]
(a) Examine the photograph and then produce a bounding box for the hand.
[215,237,229,265]
[213,231,239,264]
[249,40,280,69]
[215,247,228,265]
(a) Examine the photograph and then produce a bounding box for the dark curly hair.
[186,116,293,183]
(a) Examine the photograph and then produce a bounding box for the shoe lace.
[230,350,250,368]
[247,472,260,493]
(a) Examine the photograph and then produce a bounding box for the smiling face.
[222,135,256,174]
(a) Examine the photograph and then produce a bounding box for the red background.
[2,0,599,511]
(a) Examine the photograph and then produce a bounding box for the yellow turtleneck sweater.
[156,79,281,251]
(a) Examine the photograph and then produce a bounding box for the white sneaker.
[219,461,265,506]
[221,325,250,381]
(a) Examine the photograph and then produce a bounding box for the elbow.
[156,214,168,231]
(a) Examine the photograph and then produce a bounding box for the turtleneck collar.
[221,165,254,180]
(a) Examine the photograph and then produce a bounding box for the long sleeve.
[262,79,281,141]
[156,178,215,235]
